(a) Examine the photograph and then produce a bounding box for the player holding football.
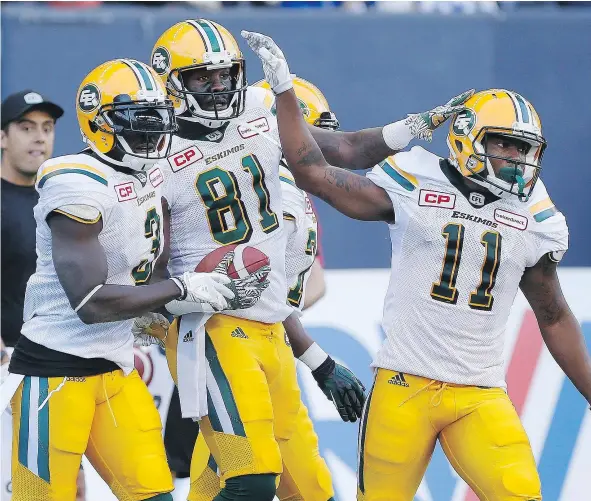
[148,18,435,501]
[178,76,346,501]
[244,30,591,501]
[4,59,236,501]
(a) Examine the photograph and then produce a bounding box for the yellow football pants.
[11,370,173,501]
[166,314,302,482]
[188,400,334,501]
[358,369,541,501]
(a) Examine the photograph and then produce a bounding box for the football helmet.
[447,89,546,201]
[77,59,175,171]
[253,76,340,130]
[151,19,247,128]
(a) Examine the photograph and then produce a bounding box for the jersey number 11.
[431,222,502,311]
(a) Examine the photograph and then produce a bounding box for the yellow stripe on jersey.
[52,209,102,225]
[380,158,419,191]
[283,212,296,221]
[37,163,108,188]
[529,197,557,222]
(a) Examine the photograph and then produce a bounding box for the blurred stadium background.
[2,1,590,500]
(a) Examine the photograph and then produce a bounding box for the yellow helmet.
[447,89,546,201]
[77,59,176,171]
[253,76,340,130]
[151,19,246,128]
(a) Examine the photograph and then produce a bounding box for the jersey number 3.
[431,222,501,311]
[195,154,279,245]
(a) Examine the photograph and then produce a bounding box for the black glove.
[312,356,366,422]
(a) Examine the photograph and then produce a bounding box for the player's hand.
[227,266,271,310]
[132,312,170,349]
[165,272,236,315]
[241,30,293,95]
[312,357,366,422]
[405,89,475,142]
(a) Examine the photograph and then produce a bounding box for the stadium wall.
[2,7,590,267]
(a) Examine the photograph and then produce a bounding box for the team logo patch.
[238,117,270,139]
[149,167,164,188]
[151,46,171,76]
[469,192,486,206]
[24,92,43,105]
[115,181,137,202]
[78,83,101,113]
[168,145,203,172]
[297,98,310,118]
[419,189,456,209]
[452,109,476,136]
[205,130,224,142]
[494,208,528,230]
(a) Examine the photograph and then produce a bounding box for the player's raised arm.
[241,30,393,223]
[520,255,591,406]
[308,89,475,171]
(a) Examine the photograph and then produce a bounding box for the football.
[196,244,270,283]
[133,346,154,386]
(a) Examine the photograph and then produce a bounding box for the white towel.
[176,312,212,420]
[0,373,25,414]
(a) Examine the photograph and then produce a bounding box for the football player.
[182,76,346,501]
[245,31,591,501]
[149,19,413,501]
[5,59,236,501]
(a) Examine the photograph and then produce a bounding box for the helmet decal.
[78,83,101,113]
[152,46,171,76]
[452,109,476,136]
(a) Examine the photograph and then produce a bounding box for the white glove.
[241,30,293,95]
[132,312,170,349]
[405,89,475,142]
[165,272,236,316]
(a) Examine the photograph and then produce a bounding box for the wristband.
[170,276,187,300]
[298,342,329,371]
[381,119,414,151]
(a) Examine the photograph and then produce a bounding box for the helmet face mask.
[447,90,547,202]
[97,99,176,161]
[465,126,546,201]
[151,19,248,128]
[168,60,247,124]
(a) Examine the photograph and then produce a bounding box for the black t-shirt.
[1,178,39,347]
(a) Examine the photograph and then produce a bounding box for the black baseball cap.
[1,90,64,129]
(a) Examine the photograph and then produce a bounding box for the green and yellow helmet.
[447,89,546,201]
[76,59,175,171]
[151,19,246,128]
[253,76,340,130]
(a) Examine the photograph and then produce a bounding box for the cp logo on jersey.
[419,189,456,209]
[168,145,204,172]
[114,181,137,202]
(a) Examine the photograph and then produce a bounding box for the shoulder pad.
[36,154,110,190]
[526,178,559,223]
[245,86,276,112]
[390,146,446,184]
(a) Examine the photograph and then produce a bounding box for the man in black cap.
[0,89,86,501]
[1,89,64,350]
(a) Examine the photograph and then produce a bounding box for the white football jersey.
[367,146,569,388]
[163,87,292,324]
[280,166,318,312]
[21,153,166,373]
